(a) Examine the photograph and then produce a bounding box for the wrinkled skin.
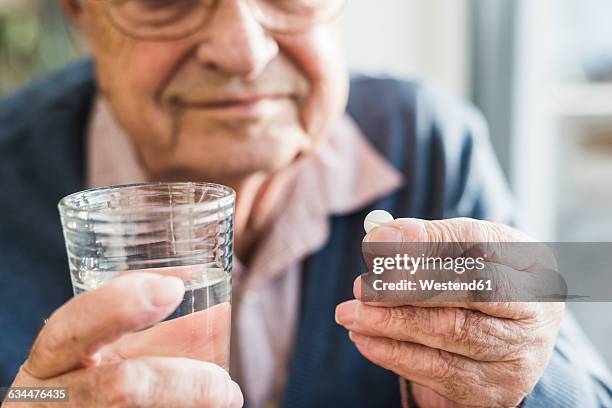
[336,218,565,408]
[6,273,242,408]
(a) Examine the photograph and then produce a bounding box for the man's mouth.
[167,94,294,117]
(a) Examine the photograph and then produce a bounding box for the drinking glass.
[58,182,235,369]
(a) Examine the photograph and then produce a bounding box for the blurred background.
[1,0,611,365]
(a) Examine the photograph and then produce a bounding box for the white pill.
[364,210,395,233]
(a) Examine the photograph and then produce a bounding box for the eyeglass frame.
[94,0,347,42]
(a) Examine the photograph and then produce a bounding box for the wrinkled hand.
[336,218,565,408]
[6,273,242,408]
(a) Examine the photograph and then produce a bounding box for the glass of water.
[58,182,235,369]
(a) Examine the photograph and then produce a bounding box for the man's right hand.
[5,273,243,408]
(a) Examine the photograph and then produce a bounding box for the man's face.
[73,0,349,183]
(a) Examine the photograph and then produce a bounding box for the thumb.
[362,217,553,272]
[364,217,530,244]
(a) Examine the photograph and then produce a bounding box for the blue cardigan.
[0,61,610,407]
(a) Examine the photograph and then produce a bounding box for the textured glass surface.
[58,182,235,368]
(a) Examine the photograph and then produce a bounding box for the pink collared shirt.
[87,97,403,408]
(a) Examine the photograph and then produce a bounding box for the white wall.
[511,0,558,241]
[341,0,470,98]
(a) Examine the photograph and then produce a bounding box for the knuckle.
[450,309,476,344]
[531,303,565,333]
[514,372,536,396]
[496,359,540,405]
[361,306,415,339]
[486,264,513,301]
[486,221,510,242]
[500,393,528,408]
[107,361,153,407]
[429,349,456,381]
[420,222,439,243]
[38,323,60,351]
[498,379,533,407]
[376,307,407,332]
[460,311,512,360]
[474,219,511,243]
[459,217,485,240]
[424,221,458,244]
[29,326,64,372]
[379,340,402,366]
[412,308,434,337]
[12,364,38,386]
[35,313,65,352]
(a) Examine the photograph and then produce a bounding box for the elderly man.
[1,0,611,407]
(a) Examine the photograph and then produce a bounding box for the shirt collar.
[87,98,148,188]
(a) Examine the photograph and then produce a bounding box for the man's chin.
[143,124,313,182]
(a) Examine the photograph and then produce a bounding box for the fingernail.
[144,276,185,307]
[335,300,359,327]
[229,381,243,408]
[365,225,403,243]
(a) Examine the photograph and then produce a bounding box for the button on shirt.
[87,97,403,408]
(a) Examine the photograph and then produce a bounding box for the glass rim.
[58,181,236,218]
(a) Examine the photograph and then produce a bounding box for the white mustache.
[158,59,309,108]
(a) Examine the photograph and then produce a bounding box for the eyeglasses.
[103,0,346,41]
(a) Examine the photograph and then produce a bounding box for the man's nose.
[195,0,279,79]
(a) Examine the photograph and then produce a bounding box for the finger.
[363,217,557,272]
[365,217,529,244]
[25,272,185,379]
[79,357,242,408]
[16,357,242,408]
[337,300,526,361]
[352,275,542,319]
[348,332,504,406]
[100,302,231,369]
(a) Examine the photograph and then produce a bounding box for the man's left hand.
[335,218,565,407]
